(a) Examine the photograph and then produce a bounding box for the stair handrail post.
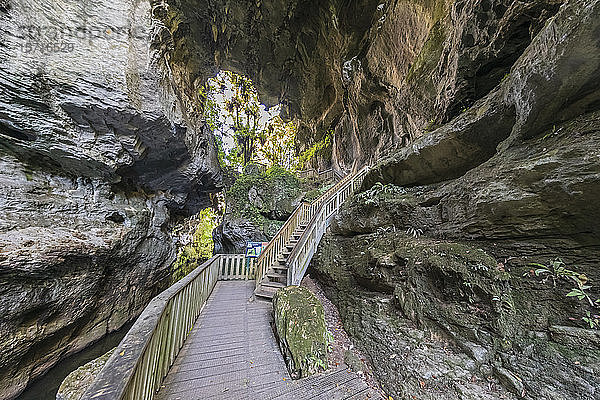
[284,166,369,286]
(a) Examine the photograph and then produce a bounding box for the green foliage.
[424,118,439,133]
[583,311,600,329]
[201,71,298,171]
[325,330,334,353]
[172,209,219,283]
[530,259,600,329]
[358,182,405,207]
[226,166,299,234]
[298,129,333,168]
[256,116,298,170]
[406,227,423,238]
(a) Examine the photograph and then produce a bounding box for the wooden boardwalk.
[155,281,378,400]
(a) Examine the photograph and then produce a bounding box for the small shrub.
[530,259,600,329]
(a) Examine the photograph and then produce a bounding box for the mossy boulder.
[272,286,328,379]
[214,166,303,253]
[56,349,115,400]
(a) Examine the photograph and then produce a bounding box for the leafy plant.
[324,330,334,353]
[530,259,600,329]
[583,311,600,329]
[298,129,333,168]
[171,208,220,283]
[359,182,405,206]
[530,259,588,292]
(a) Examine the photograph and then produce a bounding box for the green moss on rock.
[227,165,301,221]
[272,286,328,379]
[57,348,115,400]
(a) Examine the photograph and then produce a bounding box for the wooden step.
[261,280,285,289]
[254,288,275,301]
[267,271,286,279]
[254,286,278,300]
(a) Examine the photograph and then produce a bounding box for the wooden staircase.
[254,224,306,299]
[254,165,370,300]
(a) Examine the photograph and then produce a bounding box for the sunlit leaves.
[200,71,298,171]
[171,208,220,283]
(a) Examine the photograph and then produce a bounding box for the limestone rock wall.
[153,0,563,169]
[0,1,221,398]
[310,1,600,399]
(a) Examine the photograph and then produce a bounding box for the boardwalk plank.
[155,281,381,400]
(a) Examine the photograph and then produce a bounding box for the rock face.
[153,0,564,169]
[0,1,221,398]
[214,167,302,254]
[272,286,328,379]
[309,1,600,399]
[1,0,599,399]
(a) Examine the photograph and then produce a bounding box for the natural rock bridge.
[82,167,377,400]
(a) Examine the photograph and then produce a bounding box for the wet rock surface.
[311,230,600,399]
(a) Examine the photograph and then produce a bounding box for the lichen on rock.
[272,286,329,379]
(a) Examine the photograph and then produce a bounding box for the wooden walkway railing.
[287,166,368,285]
[297,167,344,181]
[255,165,369,292]
[82,166,368,400]
[82,254,255,400]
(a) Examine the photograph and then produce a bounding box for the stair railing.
[254,169,351,289]
[254,202,310,288]
[297,167,343,181]
[286,166,369,285]
[254,165,368,290]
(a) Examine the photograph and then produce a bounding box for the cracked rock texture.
[0,1,221,398]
